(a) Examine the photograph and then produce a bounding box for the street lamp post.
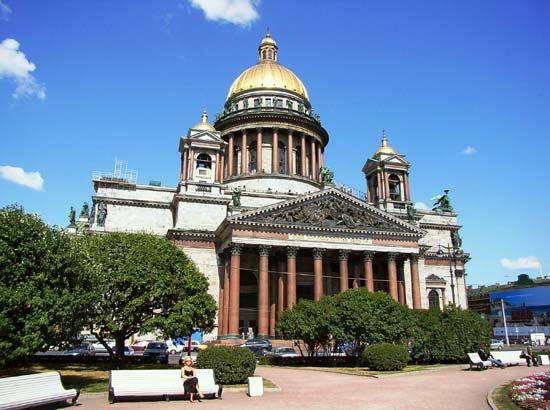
[436,244,463,306]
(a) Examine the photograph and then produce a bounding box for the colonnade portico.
[218,242,423,339]
[223,127,325,182]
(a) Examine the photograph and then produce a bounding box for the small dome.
[226,33,309,101]
[374,132,397,156]
[259,33,277,48]
[192,111,216,132]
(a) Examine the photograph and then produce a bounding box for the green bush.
[361,343,409,371]
[195,346,256,384]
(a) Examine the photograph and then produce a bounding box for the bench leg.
[72,389,81,406]
[108,388,115,404]
[218,386,223,399]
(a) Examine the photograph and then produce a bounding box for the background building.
[83,34,470,339]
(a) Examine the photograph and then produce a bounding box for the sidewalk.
[75,364,541,409]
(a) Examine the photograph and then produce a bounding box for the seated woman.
[180,356,205,403]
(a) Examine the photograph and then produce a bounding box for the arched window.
[248,142,257,173]
[278,142,287,173]
[389,174,401,201]
[294,145,302,175]
[196,153,211,169]
[428,290,440,310]
[262,50,266,60]
[267,49,273,60]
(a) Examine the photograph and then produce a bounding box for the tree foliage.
[75,232,217,359]
[329,289,413,355]
[0,205,89,365]
[277,298,334,356]
[410,306,492,363]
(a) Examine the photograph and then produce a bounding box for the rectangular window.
[254,98,261,107]
[298,103,304,112]
[275,99,283,108]
[243,99,249,109]
[286,100,293,109]
[265,98,272,107]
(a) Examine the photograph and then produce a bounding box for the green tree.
[0,205,89,365]
[411,306,491,363]
[329,289,413,355]
[277,298,334,356]
[75,232,217,360]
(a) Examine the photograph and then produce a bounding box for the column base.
[256,334,270,340]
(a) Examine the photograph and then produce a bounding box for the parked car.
[241,338,272,354]
[64,342,95,357]
[166,340,184,355]
[491,339,505,350]
[130,340,149,352]
[143,342,169,363]
[112,345,135,356]
[92,340,115,354]
[264,347,299,358]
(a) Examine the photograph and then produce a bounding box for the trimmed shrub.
[361,343,409,371]
[196,346,256,384]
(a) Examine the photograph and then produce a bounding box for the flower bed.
[509,371,550,410]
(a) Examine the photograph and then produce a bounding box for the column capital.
[313,248,325,259]
[286,246,298,258]
[241,129,248,136]
[230,243,242,255]
[338,249,350,261]
[273,127,279,133]
[287,129,294,136]
[256,127,263,133]
[259,245,272,256]
[410,254,420,263]
[363,251,375,261]
[387,252,398,261]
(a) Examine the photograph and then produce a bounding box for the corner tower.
[362,132,412,211]
[214,33,330,196]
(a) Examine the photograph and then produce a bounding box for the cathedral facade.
[88,34,469,339]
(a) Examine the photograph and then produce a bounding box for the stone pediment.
[426,274,446,283]
[227,188,424,237]
[187,130,224,144]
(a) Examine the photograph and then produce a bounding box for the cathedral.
[86,34,469,340]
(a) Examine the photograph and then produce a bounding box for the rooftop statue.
[69,206,76,225]
[432,190,454,212]
[406,202,416,223]
[232,187,242,207]
[319,166,334,184]
[451,230,463,249]
[80,202,90,218]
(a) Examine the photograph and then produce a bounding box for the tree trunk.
[115,335,125,361]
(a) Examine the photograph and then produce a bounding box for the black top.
[184,369,194,377]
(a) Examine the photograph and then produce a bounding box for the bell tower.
[362,131,412,211]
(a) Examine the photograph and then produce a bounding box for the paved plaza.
[73,364,540,409]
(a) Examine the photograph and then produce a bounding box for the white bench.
[108,369,222,403]
[0,371,79,409]
[467,353,492,370]
[491,350,527,366]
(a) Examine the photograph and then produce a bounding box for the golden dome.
[374,132,397,156]
[192,111,216,132]
[226,34,309,101]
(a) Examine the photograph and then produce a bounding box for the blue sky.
[0,0,548,286]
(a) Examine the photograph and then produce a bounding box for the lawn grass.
[491,383,521,410]
[0,363,276,393]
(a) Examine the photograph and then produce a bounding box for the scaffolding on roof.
[92,159,138,185]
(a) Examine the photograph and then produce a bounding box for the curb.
[486,382,501,410]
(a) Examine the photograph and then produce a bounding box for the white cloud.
[0,165,44,190]
[414,202,429,210]
[462,146,477,155]
[500,256,541,270]
[0,0,11,21]
[189,0,259,26]
[0,38,46,100]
